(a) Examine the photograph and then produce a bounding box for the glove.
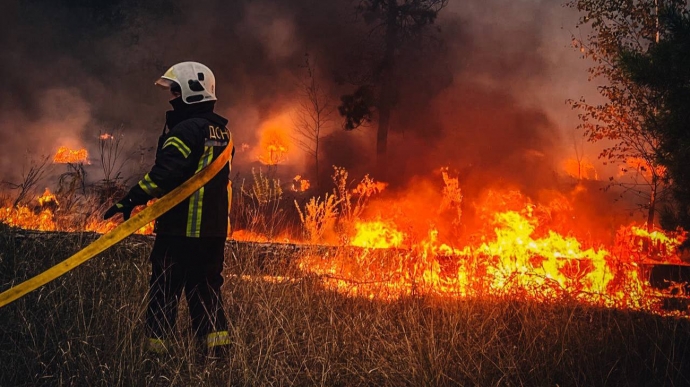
[104,183,154,221]
[103,197,136,221]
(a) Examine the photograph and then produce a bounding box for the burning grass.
[53,146,90,165]
[2,165,690,318]
[0,226,689,386]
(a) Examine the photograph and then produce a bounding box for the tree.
[567,0,688,231]
[338,0,447,177]
[618,7,690,231]
[293,55,334,189]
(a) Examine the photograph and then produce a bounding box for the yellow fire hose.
[0,140,233,309]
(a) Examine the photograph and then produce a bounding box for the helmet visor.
[154,78,175,89]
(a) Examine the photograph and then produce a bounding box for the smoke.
[0,0,597,197]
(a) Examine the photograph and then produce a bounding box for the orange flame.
[1,162,688,317]
[257,116,292,166]
[53,146,89,164]
[350,220,406,249]
[297,176,687,314]
[619,157,666,179]
[37,188,58,207]
[563,158,599,180]
[293,175,311,192]
[0,196,153,235]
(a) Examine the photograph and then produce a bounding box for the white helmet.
[155,61,217,104]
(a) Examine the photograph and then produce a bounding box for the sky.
[0,0,605,193]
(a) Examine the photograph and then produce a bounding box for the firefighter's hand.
[103,199,135,221]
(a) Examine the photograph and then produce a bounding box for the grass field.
[1,225,689,386]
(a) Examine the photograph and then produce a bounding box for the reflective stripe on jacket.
[130,108,233,238]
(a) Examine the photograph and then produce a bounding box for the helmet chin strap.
[165,98,216,129]
[169,96,186,110]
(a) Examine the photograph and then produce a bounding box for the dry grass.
[1,225,689,386]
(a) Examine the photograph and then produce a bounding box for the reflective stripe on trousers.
[206,330,231,348]
[146,337,169,354]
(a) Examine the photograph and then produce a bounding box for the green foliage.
[567,0,677,162]
[339,85,376,130]
[567,0,688,226]
[619,7,690,232]
[338,0,447,161]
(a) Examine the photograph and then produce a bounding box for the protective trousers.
[146,235,229,351]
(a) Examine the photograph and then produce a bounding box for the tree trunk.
[314,141,320,189]
[376,0,398,179]
[376,96,391,177]
[647,176,657,232]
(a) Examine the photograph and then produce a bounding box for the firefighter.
[104,61,233,358]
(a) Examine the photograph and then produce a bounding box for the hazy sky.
[0,0,605,188]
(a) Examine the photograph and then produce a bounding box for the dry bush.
[232,169,290,239]
[439,167,463,225]
[328,166,386,238]
[94,129,130,205]
[56,162,88,213]
[295,193,340,243]
[0,155,51,208]
[332,166,381,223]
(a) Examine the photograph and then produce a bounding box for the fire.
[350,220,405,249]
[297,174,687,314]
[37,188,58,207]
[259,143,288,166]
[256,116,292,166]
[0,205,57,232]
[0,194,153,235]
[53,146,89,164]
[292,175,311,192]
[627,225,687,262]
[619,157,666,179]
[1,158,688,316]
[479,210,614,299]
[563,158,599,180]
[99,133,114,141]
[353,179,387,196]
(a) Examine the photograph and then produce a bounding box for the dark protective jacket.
[127,100,233,238]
